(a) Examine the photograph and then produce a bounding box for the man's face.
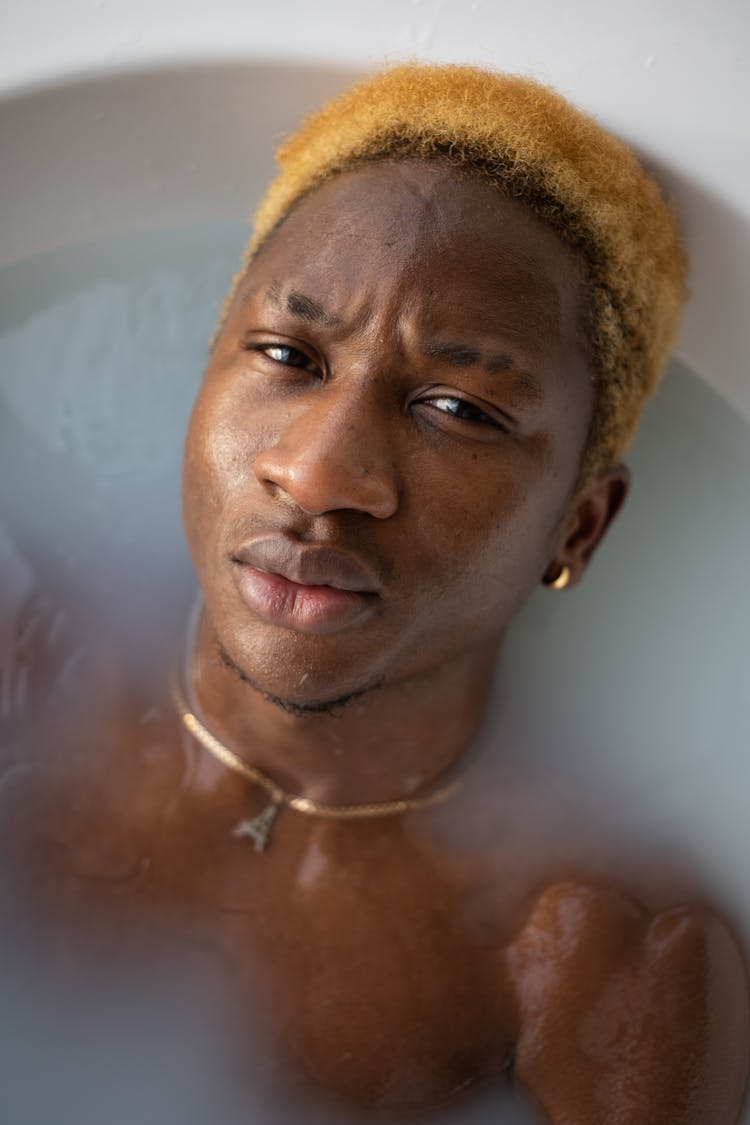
[183,161,595,710]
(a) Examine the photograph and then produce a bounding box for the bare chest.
[83,799,517,1109]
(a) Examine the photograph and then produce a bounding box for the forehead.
[241,161,587,363]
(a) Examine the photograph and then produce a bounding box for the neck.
[187,609,501,806]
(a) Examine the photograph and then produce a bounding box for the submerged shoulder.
[508,876,746,971]
[505,878,749,1123]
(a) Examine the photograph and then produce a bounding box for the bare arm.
[507,881,749,1124]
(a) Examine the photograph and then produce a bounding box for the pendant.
[232,801,280,853]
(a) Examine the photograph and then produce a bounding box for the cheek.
[402,458,561,631]
[182,386,241,563]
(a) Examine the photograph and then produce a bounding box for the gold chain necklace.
[173,680,463,853]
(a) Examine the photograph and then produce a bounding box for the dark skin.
[6,160,748,1122]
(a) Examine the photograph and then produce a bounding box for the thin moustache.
[231,536,382,594]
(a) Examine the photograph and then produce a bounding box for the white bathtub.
[0,34,748,1125]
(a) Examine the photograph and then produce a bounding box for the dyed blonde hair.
[221,63,687,479]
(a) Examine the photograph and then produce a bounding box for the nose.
[252,386,400,519]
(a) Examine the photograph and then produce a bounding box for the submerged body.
[4,643,747,1124]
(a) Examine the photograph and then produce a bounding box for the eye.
[423,395,505,430]
[246,342,319,373]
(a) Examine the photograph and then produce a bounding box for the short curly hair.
[220,63,687,480]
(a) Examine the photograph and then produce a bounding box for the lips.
[230,536,382,635]
[233,537,381,593]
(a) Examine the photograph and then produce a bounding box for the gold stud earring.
[548,564,571,590]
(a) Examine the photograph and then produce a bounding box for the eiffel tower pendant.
[232,801,281,853]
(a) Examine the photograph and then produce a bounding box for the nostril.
[253,440,399,520]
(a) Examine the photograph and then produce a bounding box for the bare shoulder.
[506,879,749,1124]
[2,678,183,895]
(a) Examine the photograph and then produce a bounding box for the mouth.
[230,536,382,636]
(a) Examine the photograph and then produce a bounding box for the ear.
[542,465,630,589]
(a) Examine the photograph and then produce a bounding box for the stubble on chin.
[215,641,384,719]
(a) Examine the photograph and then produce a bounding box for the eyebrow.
[424,342,545,403]
[424,342,481,367]
[265,285,339,326]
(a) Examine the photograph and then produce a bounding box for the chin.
[222,649,385,717]
[212,609,388,715]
